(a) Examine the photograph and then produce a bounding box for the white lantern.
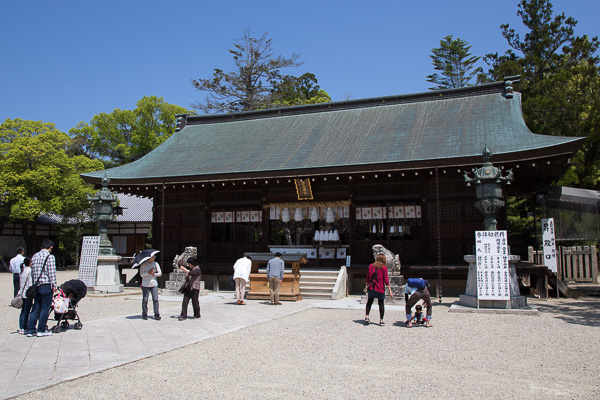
[326,207,334,223]
[294,208,304,221]
[282,207,290,223]
[309,207,319,222]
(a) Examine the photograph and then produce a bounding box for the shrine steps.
[299,269,340,299]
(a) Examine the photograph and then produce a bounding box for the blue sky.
[1,0,598,133]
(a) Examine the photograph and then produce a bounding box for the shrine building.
[82,78,584,293]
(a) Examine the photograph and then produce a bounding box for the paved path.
[0,293,381,399]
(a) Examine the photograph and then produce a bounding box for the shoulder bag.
[25,255,50,299]
[363,267,379,293]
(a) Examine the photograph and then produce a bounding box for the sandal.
[380,320,385,325]
[364,317,370,325]
[405,320,413,328]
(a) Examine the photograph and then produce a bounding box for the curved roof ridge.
[185,81,508,125]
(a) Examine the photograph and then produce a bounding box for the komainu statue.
[372,244,401,275]
[172,246,197,270]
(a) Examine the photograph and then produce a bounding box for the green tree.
[480,0,600,188]
[270,72,332,107]
[69,96,190,167]
[426,35,483,90]
[191,28,304,113]
[0,118,104,251]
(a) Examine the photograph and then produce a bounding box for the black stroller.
[51,279,87,333]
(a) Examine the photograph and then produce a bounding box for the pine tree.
[426,35,482,90]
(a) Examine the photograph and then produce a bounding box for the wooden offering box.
[245,252,307,301]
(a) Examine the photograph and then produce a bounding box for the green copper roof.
[82,82,583,185]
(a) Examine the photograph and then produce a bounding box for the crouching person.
[404,278,432,328]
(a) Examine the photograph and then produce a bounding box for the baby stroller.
[51,279,87,333]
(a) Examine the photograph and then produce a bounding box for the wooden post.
[591,245,598,284]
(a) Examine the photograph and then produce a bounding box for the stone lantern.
[463,146,513,230]
[458,147,527,309]
[88,175,123,293]
[89,175,118,255]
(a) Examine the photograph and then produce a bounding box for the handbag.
[178,278,192,295]
[11,296,23,309]
[53,290,69,314]
[26,254,50,299]
[363,268,379,293]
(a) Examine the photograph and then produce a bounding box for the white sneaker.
[36,330,52,337]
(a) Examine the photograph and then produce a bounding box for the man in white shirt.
[9,247,25,298]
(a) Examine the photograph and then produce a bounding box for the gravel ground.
[2,271,600,399]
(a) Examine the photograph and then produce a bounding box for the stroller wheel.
[61,321,70,329]
[52,326,61,334]
[74,322,83,330]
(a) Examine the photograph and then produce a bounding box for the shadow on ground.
[534,298,600,327]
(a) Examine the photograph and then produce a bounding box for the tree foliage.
[270,72,332,107]
[0,118,103,221]
[426,35,483,90]
[479,0,600,188]
[69,96,190,167]
[190,28,304,113]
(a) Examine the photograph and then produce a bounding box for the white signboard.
[78,236,100,287]
[541,218,558,273]
[475,230,510,300]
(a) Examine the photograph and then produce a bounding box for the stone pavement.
[0,293,387,399]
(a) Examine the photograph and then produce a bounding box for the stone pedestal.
[164,270,208,297]
[361,274,405,305]
[95,255,124,293]
[459,254,527,309]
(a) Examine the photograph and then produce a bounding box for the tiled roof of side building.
[81,81,584,185]
[114,193,153,222]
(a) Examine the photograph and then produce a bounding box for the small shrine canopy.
[82,80,584,189]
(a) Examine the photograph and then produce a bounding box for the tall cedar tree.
[480,0,600,188]
[191,28,303,113]
[426,35,483,90]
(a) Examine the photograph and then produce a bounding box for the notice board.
[78,236,100,287]
[475,230,510,300]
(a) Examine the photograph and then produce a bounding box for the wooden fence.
[528,246,599,284]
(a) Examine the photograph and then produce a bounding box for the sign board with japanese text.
[475,230,510,300]
[295,178,314,200]
[78,236,100,287]
[541,218,558,273]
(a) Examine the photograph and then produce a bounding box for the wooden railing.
[528,246,599,283]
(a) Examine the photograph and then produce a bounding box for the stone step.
[301,291,333,299]
[162,289,209,297]
[301,277,337,283]
[300,283,335,290]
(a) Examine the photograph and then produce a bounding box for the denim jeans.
[142,286,159,317]
[27,284,53,333]
[19,297,34,330]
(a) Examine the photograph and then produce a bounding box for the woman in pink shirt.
[364,253,393,325]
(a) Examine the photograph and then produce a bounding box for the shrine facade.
[82,79,584,275]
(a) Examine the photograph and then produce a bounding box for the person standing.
[140,255,162,320]
[17,258,33,335]
[364,253,393,325]
[266,252,284,305]
[26,239,57,337]
[9,247,25,298]
[232,255,251,305]
[178,257,202,320]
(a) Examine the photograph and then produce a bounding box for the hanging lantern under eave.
[294,207,304,222]
[309,207,319,222]
[325,207,335,223]
[281,207,290,223]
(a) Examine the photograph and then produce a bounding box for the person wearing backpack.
[404,277,432,327]
[364,253,393,325]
